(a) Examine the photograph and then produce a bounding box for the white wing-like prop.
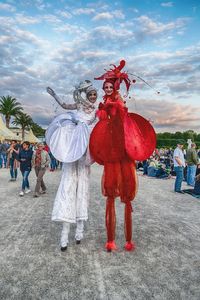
[45,112,89,163]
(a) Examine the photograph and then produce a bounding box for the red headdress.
[94,60,135,93]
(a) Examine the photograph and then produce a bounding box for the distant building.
[10,127,40,143]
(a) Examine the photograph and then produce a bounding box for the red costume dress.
[89,60,156,251]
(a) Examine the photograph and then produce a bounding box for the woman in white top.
[46,81,97,251]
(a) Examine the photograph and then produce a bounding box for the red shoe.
[105,241,117,252]
[124,241,136,251]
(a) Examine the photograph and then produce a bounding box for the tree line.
[157,131,200,148]
[0,95,45,139]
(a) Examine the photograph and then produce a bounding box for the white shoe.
[19,191,24,196]
[25,189,31,194]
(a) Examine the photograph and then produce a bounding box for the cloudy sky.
[0,0,200,132]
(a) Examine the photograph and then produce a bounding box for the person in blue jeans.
[182,164,200,195]
[0,141,9,168]
[142,160,149,175]
[9,157,18,179]
[17,141,33,196]
[186,143,199,186]
[7,140,20,181]
[49,151,57,171]
[0,146,2,168]
[173,140,186,194]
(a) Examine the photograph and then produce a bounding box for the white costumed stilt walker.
[46,81,97,251]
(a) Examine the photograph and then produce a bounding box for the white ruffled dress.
[46,107,96,223]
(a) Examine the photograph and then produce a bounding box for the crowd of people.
[137,141,200,195]
[2,138,199,197]
[139,148,174,178]
[0,139,62,197]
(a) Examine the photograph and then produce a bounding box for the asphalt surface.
[0,166,200,300]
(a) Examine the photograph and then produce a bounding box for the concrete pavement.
[0,166,200,300]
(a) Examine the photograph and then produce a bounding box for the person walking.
[32,143,50,197]
[0,141,3,168]
[173,140,186,193]
[7,140,20,181]
[186,143,199,186]
[0,140,9,168]
[49,151,57,171]
[17,141,33,196]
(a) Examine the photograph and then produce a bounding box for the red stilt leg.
[105,197,117,251]
[124,202,136,251]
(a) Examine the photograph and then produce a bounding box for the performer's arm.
[61,102,77,110]
[46,87,77,110]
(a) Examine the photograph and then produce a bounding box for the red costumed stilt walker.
[89,60,156,252]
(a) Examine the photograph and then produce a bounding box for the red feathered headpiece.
[94,60,135,92]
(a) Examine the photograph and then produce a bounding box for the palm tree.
[12,112,33,140]
[31,122,45,137]
[0,95,23,128]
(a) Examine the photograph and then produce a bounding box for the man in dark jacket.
[17,141,33,196]
[186,143,199,186]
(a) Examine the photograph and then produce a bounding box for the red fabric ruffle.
[90,104,156,164]
[124,113,156,161]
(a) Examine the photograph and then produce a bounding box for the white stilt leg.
[75,220,84,241]
[60,222,70,247]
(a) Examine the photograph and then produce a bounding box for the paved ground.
[0,165,200,300]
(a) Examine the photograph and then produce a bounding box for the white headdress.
[73,80,97,107]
